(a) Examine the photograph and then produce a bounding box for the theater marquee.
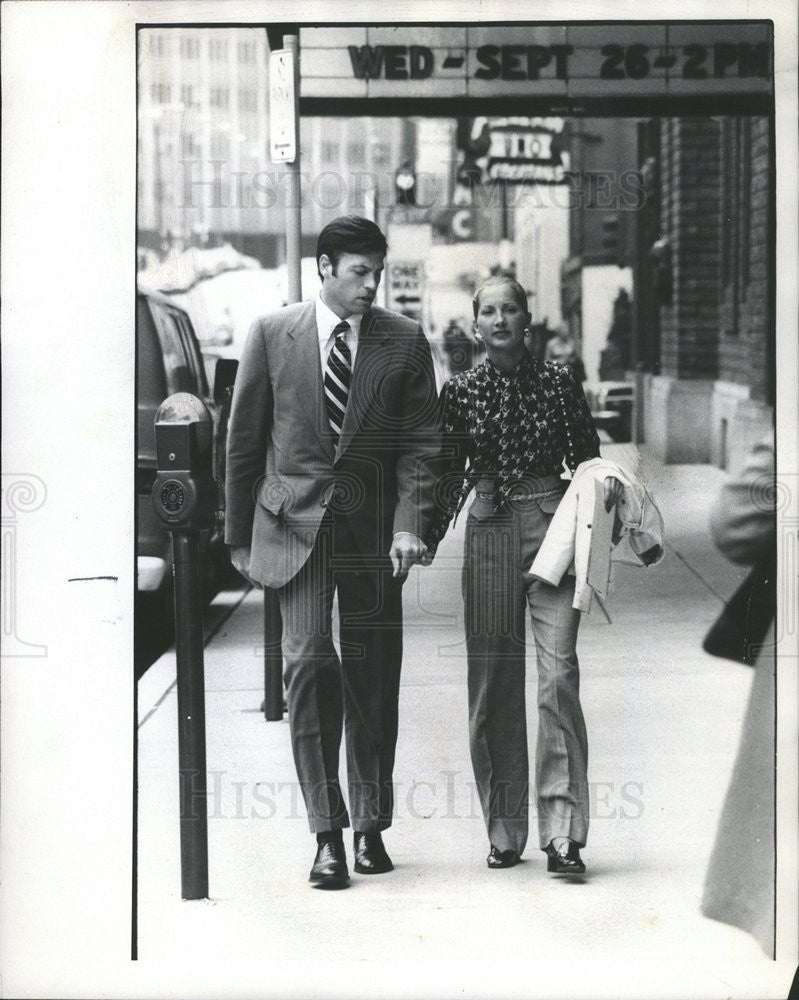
[298,23,772,113]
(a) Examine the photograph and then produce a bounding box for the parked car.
[591,381,634,442]
[136,286,236,609]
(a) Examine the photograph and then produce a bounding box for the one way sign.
[387,260,425,319]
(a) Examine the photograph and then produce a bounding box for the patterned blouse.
[426,353,600,549]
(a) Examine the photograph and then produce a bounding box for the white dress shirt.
[315,294,362,376]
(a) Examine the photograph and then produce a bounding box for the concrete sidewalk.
[136,445,790,999]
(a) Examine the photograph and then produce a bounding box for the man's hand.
[603,475,624,513]
[390,532,428,580]
[231,545,261,588]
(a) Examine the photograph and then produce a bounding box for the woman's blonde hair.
[472,276,530,320]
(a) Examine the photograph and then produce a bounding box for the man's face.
[319,251,384,317]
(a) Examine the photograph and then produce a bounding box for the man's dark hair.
[316,216,388,279]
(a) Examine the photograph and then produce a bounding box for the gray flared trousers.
[462,482,589,856]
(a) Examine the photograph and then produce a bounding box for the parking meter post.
[172,530,210,899]
[151,393,217,901]
[263,588,284,721]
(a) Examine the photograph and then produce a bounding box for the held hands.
[234,536,433,585]
[390,532,430,580]
[603,475,624,513]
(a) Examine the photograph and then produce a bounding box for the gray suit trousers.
[462,488,589,856]
[276,509,403,834]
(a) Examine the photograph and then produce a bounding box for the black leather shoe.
[486,845,520,869]
[544,839,586,875]
[353,831,394,874]
[309,837,349,888]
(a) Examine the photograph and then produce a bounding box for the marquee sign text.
[299,24,772,100]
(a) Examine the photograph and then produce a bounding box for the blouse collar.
[484,351,536,382]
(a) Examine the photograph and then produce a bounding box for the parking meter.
[152,392,216,533]
[151,392,215,900]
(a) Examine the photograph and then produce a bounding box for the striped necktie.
[324,320,352,442]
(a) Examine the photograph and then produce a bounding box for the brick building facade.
[637,115,773,472]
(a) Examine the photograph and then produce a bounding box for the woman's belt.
[473,473,564,501]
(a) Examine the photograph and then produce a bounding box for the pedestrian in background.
[701,433,776,955]
[443,318,474,374]
[225,216,440,889]
[545,325,586,382]
[424,276,623,875]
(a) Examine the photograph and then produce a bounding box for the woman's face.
[474,285,529,360]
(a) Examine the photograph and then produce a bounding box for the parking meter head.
[152,393,216,532]
[155,393,213,456]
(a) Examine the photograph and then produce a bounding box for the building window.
[238,40,256,62]
[210,87,229,109]
[150,83,171,104]
[320,141,340,163]
[300,135,314,161]
[347,141,366,166]
[148,34,170,57]
[179,37,200,59]
[209,38,228,61]
[181,132,200,157]
[180,85,196,108]
[211,132,230,158]
[238,88,257,112]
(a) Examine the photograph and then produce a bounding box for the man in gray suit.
[225,216,440,888]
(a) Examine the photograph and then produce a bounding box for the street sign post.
[269,49,297,164]
[267,39,302,716]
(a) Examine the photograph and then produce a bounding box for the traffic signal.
[395,164,416,205]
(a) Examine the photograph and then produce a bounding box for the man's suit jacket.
[225,299,441,589]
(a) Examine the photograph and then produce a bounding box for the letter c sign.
[451,208,473,239]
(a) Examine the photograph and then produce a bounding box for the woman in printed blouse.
[424,276,622,876]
